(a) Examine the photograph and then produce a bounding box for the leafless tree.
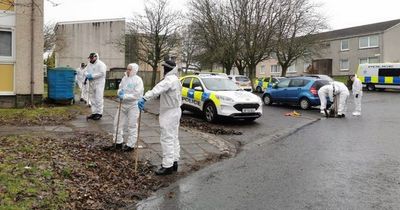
[189,0,240,75]
[129,0,181,87]
[181,23,202,72]
[43,22,56,52]
[235,0,281,80]
[274,0,327,77]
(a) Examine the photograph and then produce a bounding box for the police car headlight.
[216,95,234,102]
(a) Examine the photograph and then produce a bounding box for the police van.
[180,74,263,122]
[357,63,400,91]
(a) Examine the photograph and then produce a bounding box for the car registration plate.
[242,108,256,113]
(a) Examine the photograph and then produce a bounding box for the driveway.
[137,91,400,210]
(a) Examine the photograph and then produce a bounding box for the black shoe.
[122,146,134,152]
[337,114,345,118]
[173,161,178,172]
[86,114,95,120]
[92,114,102,120]
[155,166,173,175]
[102,143,123,151]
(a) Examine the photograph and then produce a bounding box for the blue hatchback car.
[262,77,330,109]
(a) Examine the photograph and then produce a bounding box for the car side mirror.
[272,83,278,89]
[194,86,203,91]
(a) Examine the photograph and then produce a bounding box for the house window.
[260,65,266,74]
[340,40,349,51]
[304,62,311,73]
[359,35,379,49]
[360,57,379,64]
[271,65,281,73]
[0,30,12,57]
[287,64,296,73]
[340,59,349,71]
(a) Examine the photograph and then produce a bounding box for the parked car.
[253,76,284,93]
[180,74,263,122]
[301,74,334,82]
[228,75,253,92]
[262,77,330,110]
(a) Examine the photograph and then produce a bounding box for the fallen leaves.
[180,118,242,135]
[0,132,164,209]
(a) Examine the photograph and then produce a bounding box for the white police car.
[180,73,263,122]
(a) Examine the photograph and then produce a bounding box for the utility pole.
[30,0,35,107]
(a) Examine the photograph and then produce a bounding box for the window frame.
[340,59,350,71]
[287,64,296,73]
[0,28,15,61]
[270,65,281,74]
[191,78,203,90]
[340,39,349,51]
[359,57,379,64]
[181,77,192,88]
[359,35,379,49]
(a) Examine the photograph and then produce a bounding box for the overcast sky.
[44,0,400,30]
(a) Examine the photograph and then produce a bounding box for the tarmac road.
[137,92,400,209]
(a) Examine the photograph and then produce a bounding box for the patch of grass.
[0,136,68,209]
[0,105,84,126]
[333,75,350,84]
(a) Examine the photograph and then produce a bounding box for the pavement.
[68,97,235,172]
[0,97,235,174]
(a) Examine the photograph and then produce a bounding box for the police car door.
[191,78,204,110]
[181,77,193,108]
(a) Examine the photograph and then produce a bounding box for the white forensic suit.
[352,77,363,115]
[318,81,350,116]
[143,67,182,168]
[76,66,89,102]
[85,55,106,115]
[318,84,332,113]
[113,64,144,148]
[333,81,350,115]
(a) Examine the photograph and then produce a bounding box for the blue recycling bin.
[47,67,76,104]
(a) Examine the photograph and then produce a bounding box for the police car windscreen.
[202,78,239,91]
[378,68,400,77]
[235,76,250,82]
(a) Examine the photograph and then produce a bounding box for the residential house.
[54,18,126,71]
[255,19,400,78]
[0,0,44,108]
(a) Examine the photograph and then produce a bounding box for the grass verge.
[0,105,84,126]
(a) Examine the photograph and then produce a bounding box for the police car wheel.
[299,98,310,110]
[367,84,375,91]
[256,86,262,93]
[263,95,272,105]
[204,102,217,122]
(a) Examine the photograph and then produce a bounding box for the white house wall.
[55,19,125,70]
[383,24,400,63]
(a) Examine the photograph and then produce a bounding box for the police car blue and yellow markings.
[358,76,400,84]
[181,87,221,107]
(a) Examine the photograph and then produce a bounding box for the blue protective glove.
[138,98,146,111]
[86,73,93,81]
[117,89,125,100]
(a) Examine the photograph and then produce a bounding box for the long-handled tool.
[114,99,123,150]
[134,110,142,174]
[86,81,92,121]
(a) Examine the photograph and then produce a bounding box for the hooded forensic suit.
[318,81,349,115]
[142,66,182,168]
[85,54,106,116]
[113,63,144,148]
[352,76,363,115]
[76,65,90,103]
